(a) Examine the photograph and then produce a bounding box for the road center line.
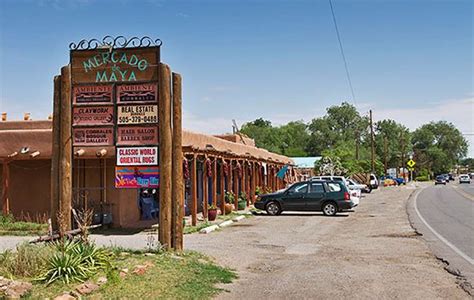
[414,188,474,266]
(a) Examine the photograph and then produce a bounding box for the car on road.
[458,174,471,184]
[435,175,447,185]
[255,180,355,216]
[441,174,450,182]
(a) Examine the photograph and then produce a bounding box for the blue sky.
[0,0,473,155]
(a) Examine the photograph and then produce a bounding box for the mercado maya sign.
[70,36,161,84]
[115,166,159,189]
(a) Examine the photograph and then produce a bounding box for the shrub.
[0,243,53,278]
[224,191,235,204]
[415,175,430,181]
[37,239,111,285]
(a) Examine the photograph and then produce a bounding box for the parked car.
[448,173,455,181]
[255,180,355,216]
[459,174,471,184]
[312,176,360,206]
[346,178,371,193]
[435,175,446,185]
[380,175,405,186]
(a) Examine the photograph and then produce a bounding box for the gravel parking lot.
[185,185,469,299]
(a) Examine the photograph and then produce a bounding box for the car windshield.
[436,176,444,180]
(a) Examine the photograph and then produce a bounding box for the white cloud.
[372,97,474,156]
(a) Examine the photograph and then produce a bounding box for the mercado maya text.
[82,50,149,82]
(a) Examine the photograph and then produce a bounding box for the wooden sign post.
[51,36,183,250]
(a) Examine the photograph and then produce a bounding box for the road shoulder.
[407,185,474,296]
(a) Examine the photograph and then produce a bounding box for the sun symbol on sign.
[112,64,121,73]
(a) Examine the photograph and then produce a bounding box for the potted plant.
[238,192,247,210]
[255,186,263,196]
[208,205,218,221]
[224,191,235,214]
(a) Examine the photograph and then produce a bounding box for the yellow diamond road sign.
[407,159,416,168]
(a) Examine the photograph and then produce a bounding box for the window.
[333,177,344,182]
[326,182,342,192]
[310,183,324,193]
[289,183,308,194]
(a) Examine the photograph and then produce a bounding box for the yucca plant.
[37,239,111,285]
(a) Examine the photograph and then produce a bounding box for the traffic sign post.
[407,159,416,181]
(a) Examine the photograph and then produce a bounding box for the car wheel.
[366,187,372,193]
[265,201,281,216]
[322,202,337,216]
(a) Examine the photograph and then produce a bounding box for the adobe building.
[0,116,295,228]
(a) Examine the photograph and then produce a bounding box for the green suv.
[254,180,355,216]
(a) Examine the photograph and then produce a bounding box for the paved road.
[412,182,474,294]
[185,186,468,299]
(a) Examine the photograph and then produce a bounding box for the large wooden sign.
[73,127,114,146]
[115,166,159,189]
[117,126,158,145]
[117,83,157,103]
[117,105,158,124]
[73,85,113,105]
[116,146,158,166]
[71,48,159,84]
[72,106,114,126]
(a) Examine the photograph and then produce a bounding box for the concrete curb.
[219,220,234,228]
[232,216,246,222]
[199,225,219,234]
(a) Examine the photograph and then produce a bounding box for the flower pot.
[224,203,234,214]
[238,200,247,210]
[208,209,218,221]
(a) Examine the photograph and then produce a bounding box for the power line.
[329,0,356,106]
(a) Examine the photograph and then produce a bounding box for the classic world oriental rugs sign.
[70,37,160,189]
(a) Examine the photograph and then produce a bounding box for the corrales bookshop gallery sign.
[71,48,158,84]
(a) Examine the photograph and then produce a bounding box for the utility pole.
[370,110,375,173]
[400,132,405,179]
[383,136,388,175]
[355,130,360,160]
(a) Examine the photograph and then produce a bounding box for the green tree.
[412,121,468,174]
[240,118,282,154]
[374,119,411,173]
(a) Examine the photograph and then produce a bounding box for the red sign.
[73,85,113,105]
[117,126,158,145]
[73,127,114,146]
[117,83,157,103]
[72,106,114,126]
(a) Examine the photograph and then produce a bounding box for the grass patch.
[184,222,211,234]
[0,214,48,236]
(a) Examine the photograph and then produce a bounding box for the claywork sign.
[71,48,158,84]
[117,105,158,124]
[117,146,158,166]
[72,106,114,126]
[115,166,159,189]
[73,85,113,105]
[117,126,158,145]
[73,127,114,146]
[117,83,157,103]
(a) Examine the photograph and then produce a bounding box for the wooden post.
[212,157,217,207]
[203,159,208,219]
[59,66,72,233]
[240,162,245,202]
[191,154,197,226]
[251,162,256,203]
[159,63,172,249]
[245,162,250,206]
[1,160,10,215]
[219,159,225,214]
[370,110,375,173]
[233,161,239,211]
[171,72,184,251]
[227,159,233,211]
[51,75,61,230]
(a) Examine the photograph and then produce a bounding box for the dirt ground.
[185,185,469,299]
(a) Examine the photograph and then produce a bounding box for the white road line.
[414,189,474,265]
